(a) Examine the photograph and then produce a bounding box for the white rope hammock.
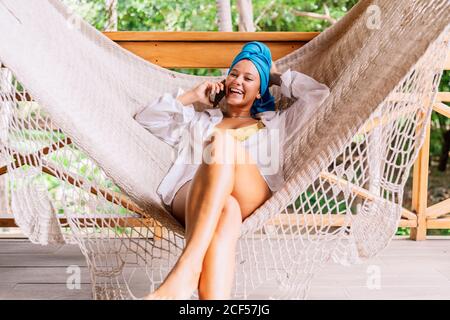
[0,0,449,299]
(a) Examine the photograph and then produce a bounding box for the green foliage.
[431,71,450,157]
[118,1,219,31]
[253,0,358,32]
[62,0,109,29]
[62,0,358,32]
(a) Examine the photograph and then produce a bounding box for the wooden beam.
[437,92,450,102]
[267,213,348,227]
[0,138,73,174]
[358,103,418,135]
[426,198,450,219]
[410,116,431,240]
[319,171,417,220]
[0,214,418,229]
[104,31,319,42]
[0,92,33,102]
[427,217,450,229]
[399,219,418,228]
[0,215,156,229]
[433,102,450,118]
[115,41,306,68]
[104,31,317,68]
[1,144,145,218]
[445,53,450,70]
[266,214,416,228]
[40,164,145,217]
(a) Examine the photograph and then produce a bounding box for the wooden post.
[410,115,431,240]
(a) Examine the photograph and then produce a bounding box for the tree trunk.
[216,0,233,32]
[216,0,233,76]
[0,66,13,216]
[237,0,255,32]
[105,0,118,31]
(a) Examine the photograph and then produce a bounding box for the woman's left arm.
[279,69,330,140]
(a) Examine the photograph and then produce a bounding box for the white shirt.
[134,69,330,207]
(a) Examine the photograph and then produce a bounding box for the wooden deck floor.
[0,238,449,299]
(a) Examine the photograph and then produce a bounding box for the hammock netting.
[0,0,449,299]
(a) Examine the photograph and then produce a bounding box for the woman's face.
[225,59,261,111]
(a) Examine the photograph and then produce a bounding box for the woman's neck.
[223,106,253,118]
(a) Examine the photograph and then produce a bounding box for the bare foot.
[144,260,201,300]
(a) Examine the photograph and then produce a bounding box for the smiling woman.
[226,61,261,111]
[133,41,330,299]
[225,41,275,117]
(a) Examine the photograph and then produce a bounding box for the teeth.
[230,88,243,94]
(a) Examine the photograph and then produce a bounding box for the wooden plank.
[0,216,156,229]
[104,31,319,42]
[267,213,349,227]
[0,284,15,300]
[0,240,63,254]
[426,198,450,219]
[0,214,162,242]
[433,102,450,118]
[427,218,450,229]
[0,253,87,267]
[319,171,417,221]
[358,104,417,135]
[116,41,306,68]
[358,92,448,136]
[1,145,166,239]
[400,208,419,221]
[399,219,418,228]
[3,283,92,300]
[1,213,417,229]
[0,138,73,174]
[104,31,317,68]
[445,53,450,70]
[437,92,450,102]
[0,92,32,102]
[410,117,431,240]
[0,267,90,284]
[266,214,416,228]
[1,143,147,219]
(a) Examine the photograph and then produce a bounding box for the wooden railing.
[409,42,450,240]
[0,32,449,241]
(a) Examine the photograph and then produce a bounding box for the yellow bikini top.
[213,120,265,142]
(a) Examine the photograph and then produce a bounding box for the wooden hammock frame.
[0,31,449,241]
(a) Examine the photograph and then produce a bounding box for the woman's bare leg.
[145,131,239,299]
[198,152,271,299]
[197,195,242,299]
[171,144,272,300]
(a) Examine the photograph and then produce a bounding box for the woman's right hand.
[191,81,225,106]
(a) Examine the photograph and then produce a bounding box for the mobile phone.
[211,79,226,108]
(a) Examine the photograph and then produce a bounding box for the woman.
[134,41,330,299]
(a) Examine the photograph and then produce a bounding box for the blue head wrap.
[227,41,275,116]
